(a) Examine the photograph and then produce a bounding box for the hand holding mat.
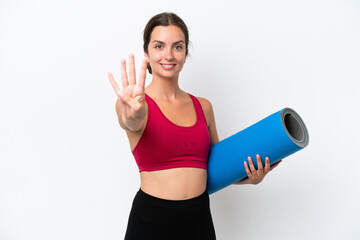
[206,107,309,195]
[240,154,282,185]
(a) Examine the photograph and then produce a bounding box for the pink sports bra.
[132,93,210,172]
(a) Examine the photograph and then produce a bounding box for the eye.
[154,45,162,49]
[174,45,183,50]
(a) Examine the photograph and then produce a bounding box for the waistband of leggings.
[137,187,209,209]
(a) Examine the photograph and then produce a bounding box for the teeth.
[162,64,174,67]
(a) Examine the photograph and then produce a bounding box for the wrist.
[122,117,144,132]
[233,178,250,185]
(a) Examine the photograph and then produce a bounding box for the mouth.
[160,63,176,70]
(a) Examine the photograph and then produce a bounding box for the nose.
[164,47,174,61]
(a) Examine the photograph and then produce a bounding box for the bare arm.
[197,97,219,146]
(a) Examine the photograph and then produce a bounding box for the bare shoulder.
[195,96,213,112]
[194,95,219,145]
[194,96,215,126]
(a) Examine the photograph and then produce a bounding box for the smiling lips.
[160,63,176,70]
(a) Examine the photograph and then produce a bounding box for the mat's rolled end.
[281,108,309,148]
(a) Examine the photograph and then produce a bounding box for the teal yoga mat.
[206,107,309,195]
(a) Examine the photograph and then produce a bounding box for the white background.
[1,0,359,239]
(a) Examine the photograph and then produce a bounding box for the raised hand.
[108,53,149,129]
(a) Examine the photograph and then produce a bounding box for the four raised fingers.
[109,54,148,98]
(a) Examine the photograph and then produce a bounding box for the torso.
[139,168,208,200]
[125,90,210,200]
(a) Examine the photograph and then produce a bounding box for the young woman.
[108,12,281,240]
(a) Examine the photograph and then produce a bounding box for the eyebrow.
[152,40,185,45]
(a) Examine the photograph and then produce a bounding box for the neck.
[147,73,183,100]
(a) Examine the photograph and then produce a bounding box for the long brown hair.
[143,12,190,74]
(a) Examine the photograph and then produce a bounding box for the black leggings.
[124,188,217,240]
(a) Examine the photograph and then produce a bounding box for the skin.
[108,25,282,200]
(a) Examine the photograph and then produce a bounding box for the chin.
[154,69,180,79]
[158,73,178,79]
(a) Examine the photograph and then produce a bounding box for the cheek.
[175,52,186,63]
[149,49,161,61]
[149,52,162,64]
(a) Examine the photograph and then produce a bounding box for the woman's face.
[145,25,186,79]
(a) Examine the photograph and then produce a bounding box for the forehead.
[150,25,185,43]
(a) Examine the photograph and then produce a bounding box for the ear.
[144,52,149,58]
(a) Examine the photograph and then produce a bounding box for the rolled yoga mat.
[206,107,309,195]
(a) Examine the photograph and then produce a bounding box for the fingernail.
[256,154,259,157]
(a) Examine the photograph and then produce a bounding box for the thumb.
[270,160,282,171]
[122,94,142,110]
[135,95,144,102]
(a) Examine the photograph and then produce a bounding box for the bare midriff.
[140,167,208,200]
